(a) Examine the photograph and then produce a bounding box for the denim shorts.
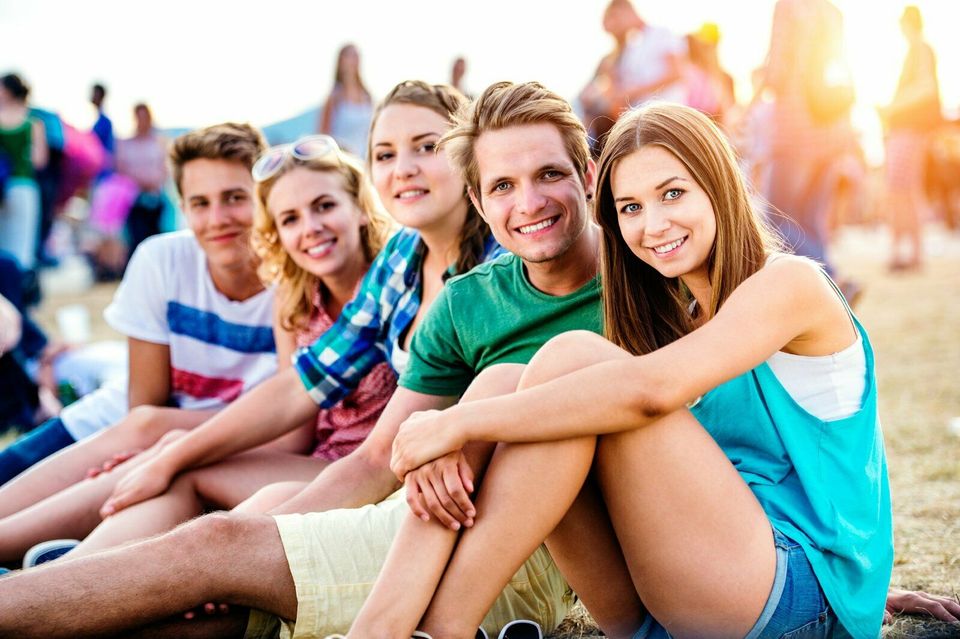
[633,528,837,639]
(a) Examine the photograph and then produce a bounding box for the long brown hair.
[332,44,371,102]
[595,103,781,355]
[368,80,492,276]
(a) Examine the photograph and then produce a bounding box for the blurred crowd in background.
[0,0,953,433]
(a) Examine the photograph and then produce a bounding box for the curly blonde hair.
[251,149,392,332]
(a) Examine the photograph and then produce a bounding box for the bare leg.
[418,335,642,639]
[71,451,329,557]
[0,435,192,562]
[0,407,214,518]
[233,481,309,513]
[418,436,602,639]
[110,612,249,639]
[422,332,777,639]
[349,365,523,638]
[906,183,929,267]
[0,512,297,638]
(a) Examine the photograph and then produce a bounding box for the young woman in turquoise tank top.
[389,104,894,638]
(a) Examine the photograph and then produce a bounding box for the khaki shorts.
[244,491,574,639]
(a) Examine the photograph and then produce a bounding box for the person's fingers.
[442,464,475,526]
[883,609,893,625]
[920,601,954,622]
[218,603,230,615]
[204,602,216,615]
[943,595,960,621]
[404,475,430,522]
[100,486,136,517]
[458,457,475,494]
[418,474,450,527]
[426,472,466,530]
[390,445,408,481]
[183,610,196,620]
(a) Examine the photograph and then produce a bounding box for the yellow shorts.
[244,491,574,639]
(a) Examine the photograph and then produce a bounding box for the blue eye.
[619,203,641,215]
[664,188,684,200]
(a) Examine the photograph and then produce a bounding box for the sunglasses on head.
[252,134,340,183]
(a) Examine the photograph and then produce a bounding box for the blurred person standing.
[450,56,472,98]
[0,73,48,273]
[578,0,686,154]
[115,103,168,260]
[755,0,860,301]
[0,252,48,431]
[684,23,736,125]
[90,83,115,170]
[317,44,373,158]
[879,5,941,271]
[605,0,686,107]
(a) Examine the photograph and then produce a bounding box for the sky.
[2,0,957,165]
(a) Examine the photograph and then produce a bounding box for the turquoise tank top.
[689,294,892,639]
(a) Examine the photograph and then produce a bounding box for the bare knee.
[461,364,526,402]
[235,482,305,514]
[178,511,273,564]
[521,331,628,388]
[181,511,293,613]
[123,406,176,447]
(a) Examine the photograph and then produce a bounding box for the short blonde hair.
[169,123,266,195]
[251,149,392,332]
[440,81,591,200]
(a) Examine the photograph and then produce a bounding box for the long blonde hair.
[595,103,781,355]
[252,150,391,331]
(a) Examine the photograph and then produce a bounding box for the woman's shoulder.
[747,253,833,300]
[762,252,823,276]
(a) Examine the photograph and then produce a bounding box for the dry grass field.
[6,222,959,637]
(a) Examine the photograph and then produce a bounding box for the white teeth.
[653,238,685,254]
[397,190,426,199]
[306,240,334,256]
[518,218,557,235]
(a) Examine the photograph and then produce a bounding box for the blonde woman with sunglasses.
[0,134,404,563]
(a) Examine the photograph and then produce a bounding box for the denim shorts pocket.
[778,607,835,639]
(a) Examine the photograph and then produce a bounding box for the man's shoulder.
[126,230,197,267]
[444,252,518,293]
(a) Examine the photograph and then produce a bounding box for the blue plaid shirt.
[294,228,503,407]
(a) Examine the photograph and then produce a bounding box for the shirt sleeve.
[399,286,474,397]
[103,236,171,343]
[293,238,395,408]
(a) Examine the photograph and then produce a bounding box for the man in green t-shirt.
[0,81,604,639]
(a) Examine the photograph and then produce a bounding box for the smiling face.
[611,144,716,287]
[369,103,467,233]
[471,122,594,265]
[179,158,256,272]
[266,166,367,282]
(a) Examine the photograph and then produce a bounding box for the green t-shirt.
[400,253,602,397]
